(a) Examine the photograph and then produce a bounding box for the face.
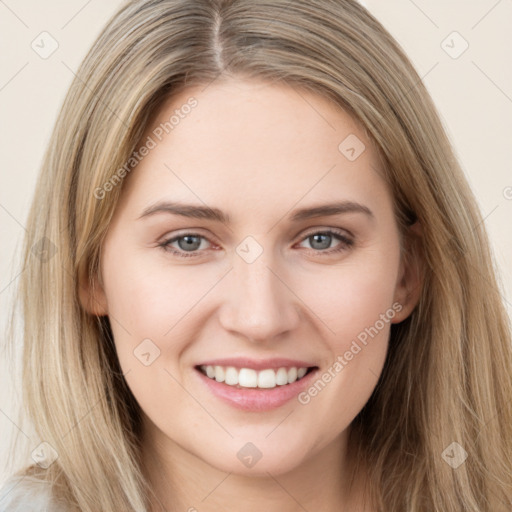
[84,78,419,477]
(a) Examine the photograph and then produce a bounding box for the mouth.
[195,364,317,390]
[193,357,320,411]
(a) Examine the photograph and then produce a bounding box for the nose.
[218,249,300,344]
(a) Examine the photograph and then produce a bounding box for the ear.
[78,264,109,316]
[392,221,424,324]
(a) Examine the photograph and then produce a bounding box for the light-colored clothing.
[0,475,67,512]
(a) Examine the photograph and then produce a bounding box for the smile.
[197,365,313,389]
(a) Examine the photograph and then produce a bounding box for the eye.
[296,229,354,255]
[158,228,354,258]
[159,233,212,258]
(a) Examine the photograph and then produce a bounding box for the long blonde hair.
[5,0,512,510]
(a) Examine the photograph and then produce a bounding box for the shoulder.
[0,475,68,512]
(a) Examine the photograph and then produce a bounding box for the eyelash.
[158,229,354,258]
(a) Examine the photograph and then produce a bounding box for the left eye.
[159,229,353,258]
[297,230,353,253]
[159,233,211,257]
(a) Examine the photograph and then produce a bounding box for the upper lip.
[195,357,318,371]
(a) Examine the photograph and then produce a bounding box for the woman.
[2,0,512,510]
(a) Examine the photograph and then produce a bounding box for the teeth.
[199,365,311,389]
[258,369,276,388]
[214,365,225,383]
[225,366,239,385]
[239,368,258,388]
[276,367,288,385]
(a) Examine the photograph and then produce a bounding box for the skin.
[82,78,422,512]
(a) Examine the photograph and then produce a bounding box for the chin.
[191,434,315,477]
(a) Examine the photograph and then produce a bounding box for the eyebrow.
[138,200,374,223]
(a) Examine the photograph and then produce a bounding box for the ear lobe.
[392,221,424,324]
[78,266,108,316]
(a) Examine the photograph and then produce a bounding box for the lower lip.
[195,368,319,411]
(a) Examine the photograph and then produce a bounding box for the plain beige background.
[0,0,511,484]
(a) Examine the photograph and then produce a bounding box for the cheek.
[292,246,399,420]
[100,251,206,421]
[102,247,197,330]
[101,248,221,370]
[300,247,400,350]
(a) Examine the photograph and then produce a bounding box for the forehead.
[119,78,389,224]
[149,78,372,162]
